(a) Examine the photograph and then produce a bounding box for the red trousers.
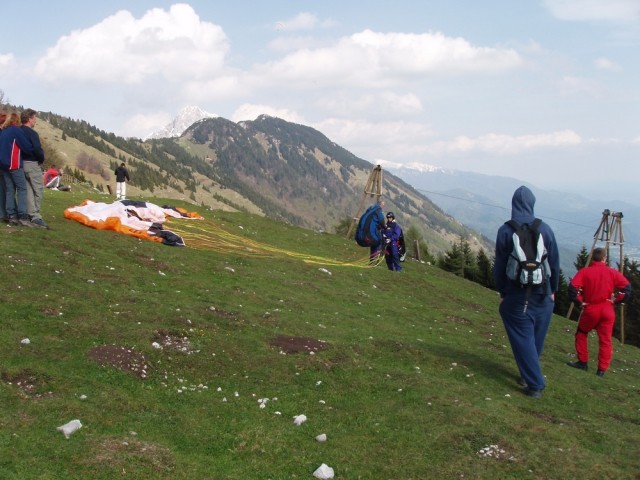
[575,302,615,371]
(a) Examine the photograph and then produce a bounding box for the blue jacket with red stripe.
[0,125,34,171]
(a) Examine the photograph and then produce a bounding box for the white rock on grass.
[57,419,82,438]
[315,433,327,442]
[313,463,335,479]
[293,414,307,426]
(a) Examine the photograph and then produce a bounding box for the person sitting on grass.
[44,165,61,189]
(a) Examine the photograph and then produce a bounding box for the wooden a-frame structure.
[345,165,383,240]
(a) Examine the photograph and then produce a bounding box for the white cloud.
[0,53,15,68]
[34,4,229,85]
[255,30,522,89]
[315,118,436,160]
[275,13,319,32]
[231,103,306,124]
[427,131,583,156]
[267,35,320,52]
[123,111,172,139]
[274,12,336,32]
[594,57,622,71]
[543,0,640,23]
[559,75,605,97]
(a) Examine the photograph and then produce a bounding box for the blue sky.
[2,1,639,203]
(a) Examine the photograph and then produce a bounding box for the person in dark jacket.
[21,108,48,228]
[114,162,130,200]
[567,247,631,377]
[383,211,403,272]
[493,186,559,398]
[0,113,36,227]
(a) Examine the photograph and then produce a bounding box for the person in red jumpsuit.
[567,247,631,377]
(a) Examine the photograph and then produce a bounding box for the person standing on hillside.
[566,247,631,377]
[0,112,36,227]
[383,211,403,272]
[114,162,130,200]
[493,185,559,398]
[20,108,48,228]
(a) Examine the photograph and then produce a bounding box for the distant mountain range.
[145,106,217,140]
[387,165,639,275]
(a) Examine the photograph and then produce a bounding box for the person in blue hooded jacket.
[493,186,559,398]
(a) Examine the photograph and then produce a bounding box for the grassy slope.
[0,187,638,480]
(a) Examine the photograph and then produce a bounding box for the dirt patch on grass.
[84,436,175,474]
[447,315,471,324]
[87,345,150,379]
[207,306,237,318]
[41,306,60,316]
[269,335,329,354]
[1,369,53,399]
[153,330,197,354]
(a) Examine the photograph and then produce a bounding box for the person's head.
[386,211,395,222]
[2,112,20,128]
[592,248,607,263]
[0,113,6,126]
[511,185,536,223]
[20,108,37,126]
[121,162,126,167]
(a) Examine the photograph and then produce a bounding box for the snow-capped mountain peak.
[145,106,217,140]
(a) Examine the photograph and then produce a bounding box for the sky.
[2,1,639,204]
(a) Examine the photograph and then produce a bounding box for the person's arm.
[15,129,35,157]
[493,227,509,297]
[544,226,560,294]
[613,273,631,303]
[26,129,45,163]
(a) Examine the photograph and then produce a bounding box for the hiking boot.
[18,218,36,228]
[31,218,49,229]
[596,369,606,377]
[8,216,19,226]
[566,360,588,371]
[522,387,542,398]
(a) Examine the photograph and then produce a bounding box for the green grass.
[1,186,639,479]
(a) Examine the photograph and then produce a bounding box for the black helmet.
[386,212,395,219]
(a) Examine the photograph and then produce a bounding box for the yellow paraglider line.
[166,218,384,268]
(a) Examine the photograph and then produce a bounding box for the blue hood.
[511,186,536,224]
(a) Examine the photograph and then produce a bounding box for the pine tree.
[574,245,590,271]
[554,269,571,317]
[475,248,494,289]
